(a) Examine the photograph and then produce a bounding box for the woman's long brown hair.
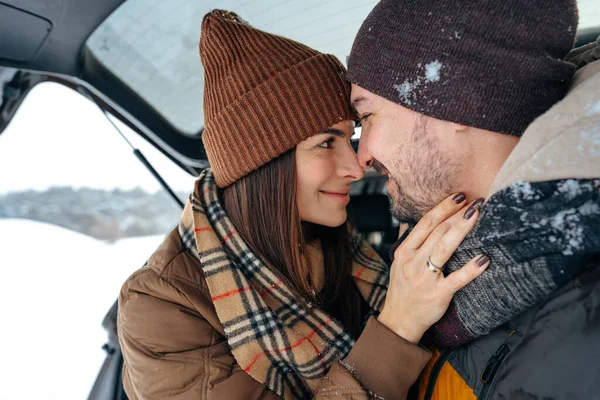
[221,150,366,339]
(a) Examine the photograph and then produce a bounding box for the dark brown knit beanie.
[347,0,579,137]
[200,10,353,187]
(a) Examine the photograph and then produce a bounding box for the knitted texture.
[432,178,600,347]
[391,178,600,347]
[200,10,353,187]
[347,0,578,136]
[179,169,389,398]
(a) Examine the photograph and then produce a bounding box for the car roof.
[0,1,124,74]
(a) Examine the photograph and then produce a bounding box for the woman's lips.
[320,191,351,204]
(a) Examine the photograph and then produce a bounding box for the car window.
[0,82,196,400]
[85,0,379,136]
[85,0,599,138]
[579,0,600,30]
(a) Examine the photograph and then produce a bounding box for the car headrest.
[348,194,392,233]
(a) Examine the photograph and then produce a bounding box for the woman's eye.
[317,137,335,149]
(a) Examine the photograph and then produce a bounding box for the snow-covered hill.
[0,219,165,400]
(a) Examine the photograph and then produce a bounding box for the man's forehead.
[350,95,372,112]
[350,84,376,107]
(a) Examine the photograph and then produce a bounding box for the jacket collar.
[489,58,600,197]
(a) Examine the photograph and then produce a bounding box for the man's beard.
[387,177,431,225]
[372,117,458,225]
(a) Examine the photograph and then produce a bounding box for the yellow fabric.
[417,348,477,400]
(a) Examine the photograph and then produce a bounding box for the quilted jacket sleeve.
[118,252,430,400]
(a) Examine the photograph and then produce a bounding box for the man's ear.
[451,122,469,133]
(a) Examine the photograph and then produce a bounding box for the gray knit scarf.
[428,178,600,347]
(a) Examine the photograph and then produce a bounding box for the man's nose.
[357,131,374,169]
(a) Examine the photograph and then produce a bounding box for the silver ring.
[427,256,443,273]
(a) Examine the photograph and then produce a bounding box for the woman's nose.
[341,147,365,181]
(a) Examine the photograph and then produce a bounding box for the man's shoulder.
[495,258,600,397]
[449,258,600,398]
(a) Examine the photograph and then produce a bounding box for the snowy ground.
[0,219,167,400]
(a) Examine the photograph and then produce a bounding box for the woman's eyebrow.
[322,128,346,137]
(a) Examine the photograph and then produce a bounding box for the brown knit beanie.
[347,0,579,137]
[200,10,353,187]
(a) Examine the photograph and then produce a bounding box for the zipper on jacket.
[478,343,510,399]
[423,348,455,400]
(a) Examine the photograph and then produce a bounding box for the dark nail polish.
[472,198,485,208]
[476,254,490,267]
[463,206,477,220]
[452,192,466,204]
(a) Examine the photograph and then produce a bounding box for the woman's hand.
[377,193,490,343]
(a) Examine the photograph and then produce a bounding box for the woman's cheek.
[311,155,336,185]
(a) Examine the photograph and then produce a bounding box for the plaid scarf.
[430,178,600,347]
[179,169,389,399]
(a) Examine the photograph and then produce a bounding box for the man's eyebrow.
[323,128,346,137]
[351,97,370,116]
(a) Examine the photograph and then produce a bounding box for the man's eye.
[317,137,335,148]
[357,113,372,127]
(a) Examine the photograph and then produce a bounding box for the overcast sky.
[0,82,198,194]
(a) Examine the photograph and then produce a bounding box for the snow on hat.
[347,0,579,136]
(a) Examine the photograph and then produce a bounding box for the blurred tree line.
[0,187,188,241]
